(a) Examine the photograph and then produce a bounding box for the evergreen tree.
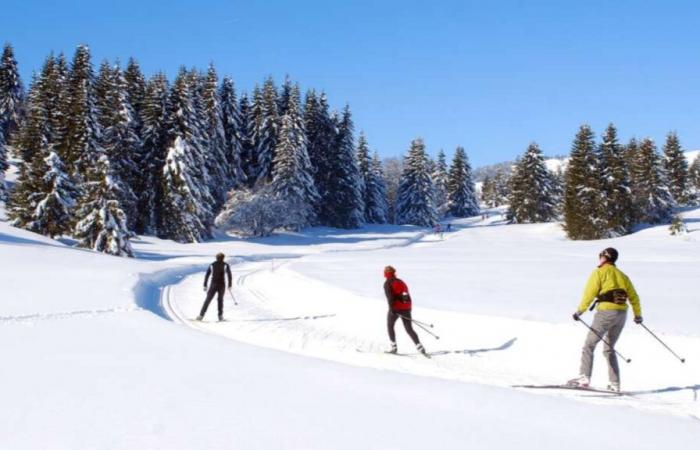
[663,131,694,206]
[74,154,134,256]
[134,73,170,235]
[304,90,336,218]
[201,64,230,204]
[0,43,24,161]
[631,138,674,224]
[563,125,606,240]
[356,132,371,220]
[30,151,79,237]
[251,77,278,185]
[61,45,103,179]
[382,157,404,224]
[431,149,449,216]
[600,123,634,235]
[507,143,558,223]
[689,157,700,193]
[95,62,139,229]
[123,57,146,133]
[447,146,479,217]
[396,138,437,226]
[237,92,255,184]
[158,68,214,242]
[269,84,319,227]
[366,152,389,223]
[277,75,292,117]
[219,76,246,189]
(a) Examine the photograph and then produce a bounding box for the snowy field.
[1,194,699,448]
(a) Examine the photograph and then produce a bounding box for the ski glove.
[203,285,207,292]
[572,312,581,321]
[634,316,643,324]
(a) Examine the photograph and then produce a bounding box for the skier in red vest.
[383,265,427,355]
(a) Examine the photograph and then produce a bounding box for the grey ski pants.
[579,309,627,384]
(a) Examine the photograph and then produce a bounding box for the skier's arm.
[384,280,393,310]
[204,265,212,288]
[576,270,601,313]
[624,275,642,317]
[226,264,232,288]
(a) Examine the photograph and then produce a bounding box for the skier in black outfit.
[383,265,426,355]
[197,253,232,321]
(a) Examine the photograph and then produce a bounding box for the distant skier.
[197,253,233,322]
[383,266,427,355]
[568,248,642,392]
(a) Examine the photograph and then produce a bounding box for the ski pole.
[397,313,440,340]
[400,315,434,329]
[577,317,631,363]
[640,323,686,363]
[227,288,238,306]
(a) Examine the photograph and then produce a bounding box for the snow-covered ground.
[1,201,699,449]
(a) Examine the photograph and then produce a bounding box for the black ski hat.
[599,247,618,263]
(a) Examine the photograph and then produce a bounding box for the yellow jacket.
[577,263,642,317]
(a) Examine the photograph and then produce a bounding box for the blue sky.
[2,0,699,166]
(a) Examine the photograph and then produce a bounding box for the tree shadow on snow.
[427,337,517,357]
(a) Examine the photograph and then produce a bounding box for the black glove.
[572,312,581,321]
[634,316,643,324]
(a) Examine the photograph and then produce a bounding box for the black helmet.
[599,247,618,263]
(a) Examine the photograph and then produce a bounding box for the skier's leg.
[200,288,216,317]
[579,312,605,378]
[387,310,398,343]
[603,311,627,385]
[216,285,225,318]
[400,311,421,345]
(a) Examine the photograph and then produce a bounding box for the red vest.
[390,278,412,311]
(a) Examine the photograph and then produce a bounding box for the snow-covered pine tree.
[237,92,255,185]
[366,151,389,223]
[382,156,403,224]
[251,77,278,185]
[60,45,103,180]
[134,73,169,235]
[507,143,558,223]
[690,157,700,194]
[94,62,139,229]
[356,132,371,221]
[599,123,634,236]
[663,131,695,206]
[304,90,336,219]
[278,75,292,117]
[0,43,24,161]
[158,68,214,242]
[631,138,674,224]
[447,146,479,217]
[563,124,606,240]
[74,153,134,257]
[269,84,318,228]
[431,149,449,217]
[31,151,79,237]
[219,76,246,189]
[321,105,364,228]
[481,175,495,207]
[396,138,437,226]
[123,58,146,129]
[201,64,230,204]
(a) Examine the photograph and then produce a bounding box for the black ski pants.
[200,284,225,317]
[387,310,420,345]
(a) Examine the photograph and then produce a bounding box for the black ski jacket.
[205,261,232,288]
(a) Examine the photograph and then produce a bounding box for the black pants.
[387,310,420,345]
[200,285,225,317]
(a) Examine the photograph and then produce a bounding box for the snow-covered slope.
[1,208,699,449]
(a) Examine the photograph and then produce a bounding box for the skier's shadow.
[428,337,517,357]
[629,384,700,400]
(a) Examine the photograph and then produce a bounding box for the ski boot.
[218,314,225,322]
[566,374,590,388]
[386,342,398,354]
[606,382,620,393]
[195,315,203,321]
[416,343,430,358]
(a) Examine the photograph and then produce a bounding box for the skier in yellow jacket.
[568,248,642,392]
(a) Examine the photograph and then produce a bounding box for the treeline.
[486,124,699,239]
[0,43,481,256]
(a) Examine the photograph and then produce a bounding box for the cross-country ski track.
[164,215,700,422]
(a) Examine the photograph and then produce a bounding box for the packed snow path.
[168,213,700,421]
